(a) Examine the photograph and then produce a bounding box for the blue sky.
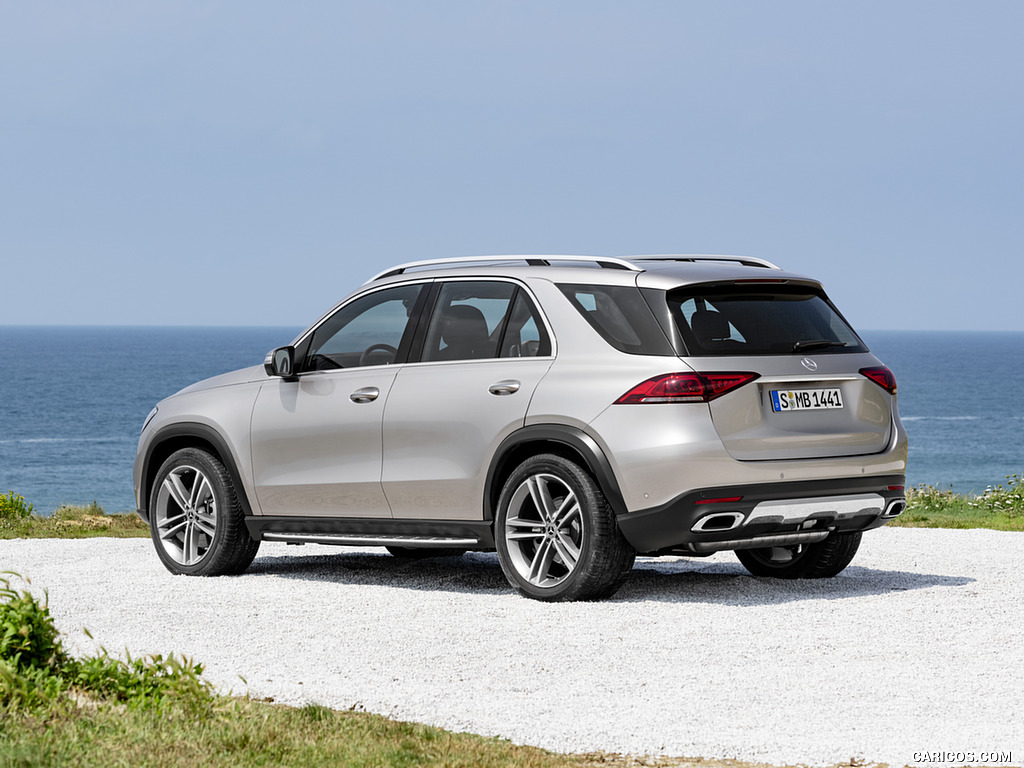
[2,2,1022,331]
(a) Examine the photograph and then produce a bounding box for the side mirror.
[264,346,296,379]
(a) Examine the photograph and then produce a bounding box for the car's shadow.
[245,549,974,605]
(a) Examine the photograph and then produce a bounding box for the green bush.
[0,574,67,675]
[0,573,67,708]
[0,658,66,710]
[0,491,34,520]
[71,647,212,714]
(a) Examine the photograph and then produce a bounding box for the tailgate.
[659,278,896,461]
[704,355,893,461]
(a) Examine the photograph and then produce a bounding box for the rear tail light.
[615,372,760,404]
[860,366,897,395]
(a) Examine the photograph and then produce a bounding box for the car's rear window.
[667,284,867,356]
[559,284,674,355]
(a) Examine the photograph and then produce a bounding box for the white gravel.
[1,527,1021,766]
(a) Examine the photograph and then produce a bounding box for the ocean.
[1,326,1022,514]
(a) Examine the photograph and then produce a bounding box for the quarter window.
[559,284,674,355]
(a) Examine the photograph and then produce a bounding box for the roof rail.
[366,255,642,283]
[628,254,782,270]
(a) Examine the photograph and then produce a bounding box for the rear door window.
[421,281,551,362]
[667,284,867,356]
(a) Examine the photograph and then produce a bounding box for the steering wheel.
[359,343,398,367]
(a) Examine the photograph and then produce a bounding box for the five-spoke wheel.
[154,462,218,566]
[502,472,585,589]
[496,454,635,601]
[150,448,260,576]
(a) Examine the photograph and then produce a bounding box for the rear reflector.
[615,372,760,404]
[695,496,743,505]
[860,366,897,395]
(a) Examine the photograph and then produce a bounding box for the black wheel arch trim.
[139,422,255,520]
[485,424,627,520]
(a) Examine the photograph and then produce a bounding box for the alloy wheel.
[154,464,218,566]
[503,472,584,588]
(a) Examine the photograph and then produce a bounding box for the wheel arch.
[485,425,627,521]
[139,423,255,523]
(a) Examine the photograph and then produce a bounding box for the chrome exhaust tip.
[883,499,907,518]
[691,511,745,533]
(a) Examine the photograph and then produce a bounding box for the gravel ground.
[1,527,1021,767]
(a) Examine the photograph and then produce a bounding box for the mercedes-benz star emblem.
[801,357,818,372]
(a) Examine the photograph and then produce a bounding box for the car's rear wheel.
[735,531,861,579]
[150,448,260,576]
[495,454,635,601]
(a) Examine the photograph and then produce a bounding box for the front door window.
[305,284,423,370]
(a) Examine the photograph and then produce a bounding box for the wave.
[0,437,130,445]
[901,416,980,422]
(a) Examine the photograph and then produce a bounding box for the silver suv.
[133,255,908,601]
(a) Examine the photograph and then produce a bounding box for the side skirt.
[244,516,496,550]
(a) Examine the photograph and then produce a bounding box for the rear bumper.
[616,474,906,554]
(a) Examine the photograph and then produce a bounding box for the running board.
[262,532,481,548]
[245,516,495,549]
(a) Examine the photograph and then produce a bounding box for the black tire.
[385,546,467,559]
[149,447,260,576]
[735,531,862,579]
[495,454,636,602]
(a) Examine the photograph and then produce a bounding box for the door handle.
[350,386,380,403]
[488,379,521,396]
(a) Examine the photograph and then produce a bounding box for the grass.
[0,500,148,540]
[0,700,610,768]
[890,474,1024,532]
[2,483,1021,768]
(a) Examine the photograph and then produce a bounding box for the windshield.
[667,284,867,356]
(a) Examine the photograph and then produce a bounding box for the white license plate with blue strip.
[770,388,844,412]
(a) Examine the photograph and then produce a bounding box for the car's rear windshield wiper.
[792,340,848,353]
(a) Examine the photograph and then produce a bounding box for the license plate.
[770,388,844,412]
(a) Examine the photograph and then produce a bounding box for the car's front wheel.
[150,447,260,576]
[735,531,861,579]
[495,454,635,601]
